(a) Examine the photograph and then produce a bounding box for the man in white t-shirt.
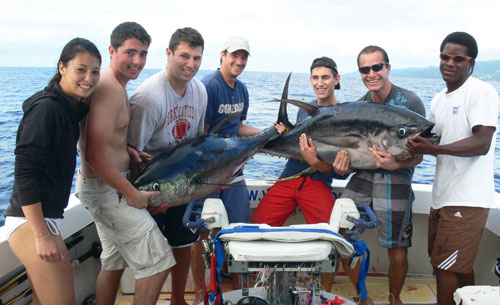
[408,31,499,305]
[128,27,207,305]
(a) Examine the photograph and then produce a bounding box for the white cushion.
[227,240,332,262]
[220,223,355,258]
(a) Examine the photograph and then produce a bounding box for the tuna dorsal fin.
[282,99,319,116]
[277,72,294,129]
[210,114,243,134]
[270,99,319,116]
[276,73,320,129]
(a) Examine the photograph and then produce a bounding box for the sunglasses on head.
[439,52,472,63]
[358,63,388,74]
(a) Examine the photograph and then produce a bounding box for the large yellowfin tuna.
[131,74,296,207]
[262,79,436,169]
[130,123,279,207]
[132,73,436,207]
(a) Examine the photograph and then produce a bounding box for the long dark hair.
[49,38,102,85]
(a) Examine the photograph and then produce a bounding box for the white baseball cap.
[221,36,250,55]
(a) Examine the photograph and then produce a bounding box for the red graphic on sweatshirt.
[172,119,191,140]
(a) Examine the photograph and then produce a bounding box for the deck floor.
[114,274,437,305]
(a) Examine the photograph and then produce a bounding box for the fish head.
[135,179,173,193]
[133,173,191,207]
[378,108,435,159]
[130,149,193,207]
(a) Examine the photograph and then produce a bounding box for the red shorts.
[251,176,335,226]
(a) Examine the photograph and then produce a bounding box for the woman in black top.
[4,38,101,305]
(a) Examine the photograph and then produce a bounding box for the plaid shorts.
[341,171,414,248]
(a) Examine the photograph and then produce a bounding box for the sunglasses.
[439,52,472,63]
[358,63,388,74]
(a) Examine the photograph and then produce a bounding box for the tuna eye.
[397,127,407,138]
[152,183,160,191]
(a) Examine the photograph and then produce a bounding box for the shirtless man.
[76,22,175,305]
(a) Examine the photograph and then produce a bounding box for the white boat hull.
[1,181,499,304]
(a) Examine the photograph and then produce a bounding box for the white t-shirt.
[128,69,207,157]
[430,76,499,209]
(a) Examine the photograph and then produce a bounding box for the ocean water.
[1,67,499,226]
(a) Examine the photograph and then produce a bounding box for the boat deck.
[113,274,437,305]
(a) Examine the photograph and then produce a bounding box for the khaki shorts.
[75,172,176,279]
[428,206,489,273]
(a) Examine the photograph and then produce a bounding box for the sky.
[1,0,499,74]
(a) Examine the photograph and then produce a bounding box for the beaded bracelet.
[34,233,51,241]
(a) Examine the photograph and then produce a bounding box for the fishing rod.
[1,286,32,305]
[0,270,27,299]
[0,231,85,299]
[0,242,100,305]
[0,233,100,305]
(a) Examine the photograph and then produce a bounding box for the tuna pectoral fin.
[232,166,244,178]
[314,136,363,148]
[316,147,343,164]
[313,137,363,164]
[277,167,317,182]
[210,114,244,134]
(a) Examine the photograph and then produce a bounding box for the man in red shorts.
[251,56,350,291]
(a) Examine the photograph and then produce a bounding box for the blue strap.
[215,225,345,237]
[350,240,370,301]
[211,230,230,304]
[182,200,208,232]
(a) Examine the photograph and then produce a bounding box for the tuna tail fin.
[277,72,294,129]
[210,114,244,135]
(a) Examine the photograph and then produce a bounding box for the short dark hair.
[440,31,478,59]
[110,22,151,50]
[169,27,204,53]
[310,57,340,89]
[357,45,389,67]
[50,37,101,85]
[310,57,338,75]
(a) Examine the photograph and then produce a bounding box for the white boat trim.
[2,182,500,279]
[0,181,499,304]
[247,179,500,236]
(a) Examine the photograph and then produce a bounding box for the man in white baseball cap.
[190,36,284,303]
[221,35,251,54]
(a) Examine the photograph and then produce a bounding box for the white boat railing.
[1,182,499,281]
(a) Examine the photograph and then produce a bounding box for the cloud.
[1,0,499,73]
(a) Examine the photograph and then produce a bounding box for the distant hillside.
[389,60,500,82]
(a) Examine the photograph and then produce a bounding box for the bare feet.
[355,295,374,305]
[390,298,404,305]
[192,288,204,305]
